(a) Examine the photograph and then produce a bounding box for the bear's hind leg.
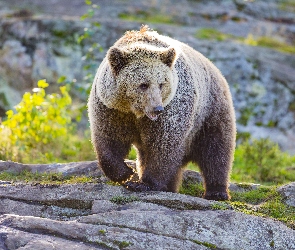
[193,122,235,201]
[167,167,183,192]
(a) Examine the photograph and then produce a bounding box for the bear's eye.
[139,83,149,91]
[159,83,164,90]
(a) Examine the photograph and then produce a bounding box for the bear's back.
[114,27,170,50]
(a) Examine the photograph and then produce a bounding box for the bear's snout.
[145,105,164,121]
[154,105,164,114]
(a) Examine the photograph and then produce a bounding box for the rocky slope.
[0,0,294,153]
[0,2,295,249]
[0,160,295,250]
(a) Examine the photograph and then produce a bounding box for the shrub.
[232,138,295,184]
[0,79,95,163]
[185,137,295,185]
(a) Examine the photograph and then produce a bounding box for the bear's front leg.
[124,145,184,192]
[94,138,134,183]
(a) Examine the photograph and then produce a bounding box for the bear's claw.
[124,181,151,192]
[203,191,230,201]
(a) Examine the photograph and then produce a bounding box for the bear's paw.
[124,181,152,192]
[203,191,230,201]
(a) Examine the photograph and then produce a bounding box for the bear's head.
[107,44,178,120]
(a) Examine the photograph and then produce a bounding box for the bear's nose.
[154,106,164,114]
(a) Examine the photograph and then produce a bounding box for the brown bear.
[88,26,236,201]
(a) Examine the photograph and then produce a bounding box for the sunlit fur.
[88,26,236,201]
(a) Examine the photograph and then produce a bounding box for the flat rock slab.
[0,181,295,249]
[0,160,103,177]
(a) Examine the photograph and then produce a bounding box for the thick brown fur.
[88,26,236,201]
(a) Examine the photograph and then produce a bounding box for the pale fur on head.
[103,43,179,119]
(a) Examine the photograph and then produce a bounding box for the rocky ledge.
[0,160,294,249]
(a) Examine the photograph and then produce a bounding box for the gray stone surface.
[0,160,103,177]
[278,182,295,208]
[0,180,295,249]
[0,160,295,249]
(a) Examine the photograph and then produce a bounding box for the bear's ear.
[108,47,129,76]
[159,47,176,68]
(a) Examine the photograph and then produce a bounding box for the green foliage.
[0,0,102,163]
[179,181,204,197]
[0,170,93,184]
[231,187,295,229]
[180,181,295,229]
[0,80,71,162]
[258,195,295,226]
[58,0,102,99]
[171,138,295,186]
[230,186,276,204]
[210,202,229,210]
[128,146,137,160]
[0,80,95,163]
[77,0,102,97]
[232,138,295,184]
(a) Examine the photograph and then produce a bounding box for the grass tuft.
[0,170,93,185]
[180,181,295,229]
[118,9,181,25]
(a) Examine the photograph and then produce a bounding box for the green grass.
[118,9,180,25]
[195,28,233,41]
[279,0,295,12]
[255,36,295,54]
[0,170,93,184]
[195,28,295,54]
[179,181,204,197]
[128,146,137,160]
[192,240,217,249]
[179,138,295,229]
[109,195,140,205]
[230,186,276,204]
[232,138,295,185]
[186,138,295,186]
[180,182,295,229]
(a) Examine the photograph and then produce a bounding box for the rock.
[1,224,101,250]
[229,183,261,193]
[182,169,203,184]
[0,160,295,249]
[0,180,295,249]
[277,183,295,207]
[0,40,32,115]
[0,160,103,177]
[0,159,274,194]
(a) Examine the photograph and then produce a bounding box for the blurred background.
[0,0,294,184]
